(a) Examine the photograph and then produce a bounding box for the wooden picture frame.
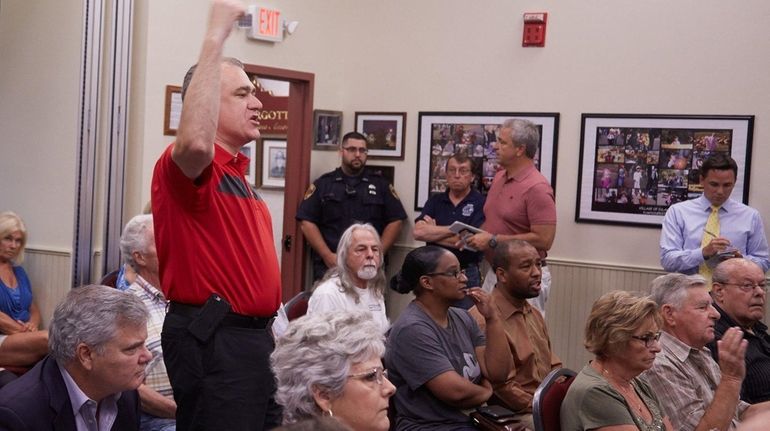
[313,110,343,150]
[163,85,182,136]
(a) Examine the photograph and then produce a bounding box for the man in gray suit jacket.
[0,285,151,431]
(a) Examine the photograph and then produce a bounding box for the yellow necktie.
[699,205,720,288]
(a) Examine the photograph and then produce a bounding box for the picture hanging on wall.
[238,140,257,186]
[163,85,182,136]
[261,138,288,189]
[354,112,406,160]
[365,164,395,185]
[575,113,754,227]
[414,112,560,211]
[313,110,343,150]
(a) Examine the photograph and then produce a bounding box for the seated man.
[644,273,770,430]
[709,258,770,404]
[0,285,151,430]
[306,223,388,333]
[469,239,561,429]
[120,214,176,430]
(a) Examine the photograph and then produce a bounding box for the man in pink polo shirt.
[466,119,557,314]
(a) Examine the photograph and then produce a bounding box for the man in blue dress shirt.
[660,153,770,278]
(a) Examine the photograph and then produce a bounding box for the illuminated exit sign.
[248,5,284,42]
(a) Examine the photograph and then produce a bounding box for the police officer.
[297,131,407,281]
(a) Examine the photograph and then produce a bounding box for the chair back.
[284,291,311,321]
[532,367,577,431]
[99,269,121,288]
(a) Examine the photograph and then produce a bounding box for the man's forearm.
[299,221,334,260]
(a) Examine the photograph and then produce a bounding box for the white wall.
[0,0,80,250]
[130,0,770,271]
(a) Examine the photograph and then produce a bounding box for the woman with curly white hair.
[270,310,395,431]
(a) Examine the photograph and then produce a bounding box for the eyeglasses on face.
[716,281,768,293]
[342,146,368,155]
[348,367,388,385]
[630,331,662,348]
[446,168,471,176]
[425,269,467,279]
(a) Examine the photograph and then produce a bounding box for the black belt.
[168,302,274,329]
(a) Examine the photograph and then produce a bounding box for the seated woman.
[560,291,673,431]
[271,310,395,431]
[385,245,511,430]
[0,212,49,374]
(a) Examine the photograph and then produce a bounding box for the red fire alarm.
[522,12,547,47]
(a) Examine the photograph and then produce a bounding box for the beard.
[357,265,378,281]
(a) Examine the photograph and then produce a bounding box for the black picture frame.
[575,113,754,227]
[414,112,560,211]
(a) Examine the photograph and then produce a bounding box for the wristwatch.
[488,234,498,250]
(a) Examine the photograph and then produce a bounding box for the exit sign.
[248,5,284,42]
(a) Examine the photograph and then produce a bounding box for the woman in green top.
[560,291,673,431]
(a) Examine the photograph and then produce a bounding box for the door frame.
[244,64,314,302]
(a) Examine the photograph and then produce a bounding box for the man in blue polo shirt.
[414,153,485,308]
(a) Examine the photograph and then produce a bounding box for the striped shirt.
[127,276,172,398]
[641,331,748,431]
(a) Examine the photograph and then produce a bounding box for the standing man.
[469,240,561,429]
[709,258,770,404]
[414,154,485,308]
[466,119,557,314]
[660,153,770,283]
[0,285,151,430]
[151,1,282,429]
[120,215,176,431]
[297,131,407,281]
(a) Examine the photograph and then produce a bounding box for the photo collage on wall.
[427,123,543,197]
[591,127,732,216]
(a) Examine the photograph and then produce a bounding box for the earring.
[325,409,334,418]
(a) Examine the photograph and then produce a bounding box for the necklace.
[599,365,645,416]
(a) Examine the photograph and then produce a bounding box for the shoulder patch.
[303,184,316,200]
[389,183,400,200]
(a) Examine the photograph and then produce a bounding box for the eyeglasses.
[446,168,472,176]
[425,269,467,279]
[348,367,388,385]
[630,331,662,348]
[342,146,368,155]
[717,281,768,293]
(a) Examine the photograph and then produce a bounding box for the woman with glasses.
[271,310,395,431]
[385,245,511,430]
[561,291,673,431]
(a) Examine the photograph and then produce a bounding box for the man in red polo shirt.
[466,119,556,316]
[150,1,281,429]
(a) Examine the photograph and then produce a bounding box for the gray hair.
[649,273,707,309]
[501,118,540,159]
[182,57,245,101]
[49,285,149,364]
[712,258,761,284]
[120,214,153,270]
[320,223,385,303]
[271,311,385,424]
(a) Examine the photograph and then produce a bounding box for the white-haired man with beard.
[306,223,389,333]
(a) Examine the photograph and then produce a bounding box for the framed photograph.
[239,141,257,186]
[576,113,754,227]
[163,85,182,136]
[261,138,288,189]
[355,112,406,159]
[313,110,343,150]
[415,112,560,211]
[366,164,395,185]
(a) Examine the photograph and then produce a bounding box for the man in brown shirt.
[470,239,561,429]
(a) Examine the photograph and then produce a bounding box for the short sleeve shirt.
[416,190,485,267]
[385,302,485,430]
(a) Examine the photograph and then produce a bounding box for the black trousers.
[161,310,282,430]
